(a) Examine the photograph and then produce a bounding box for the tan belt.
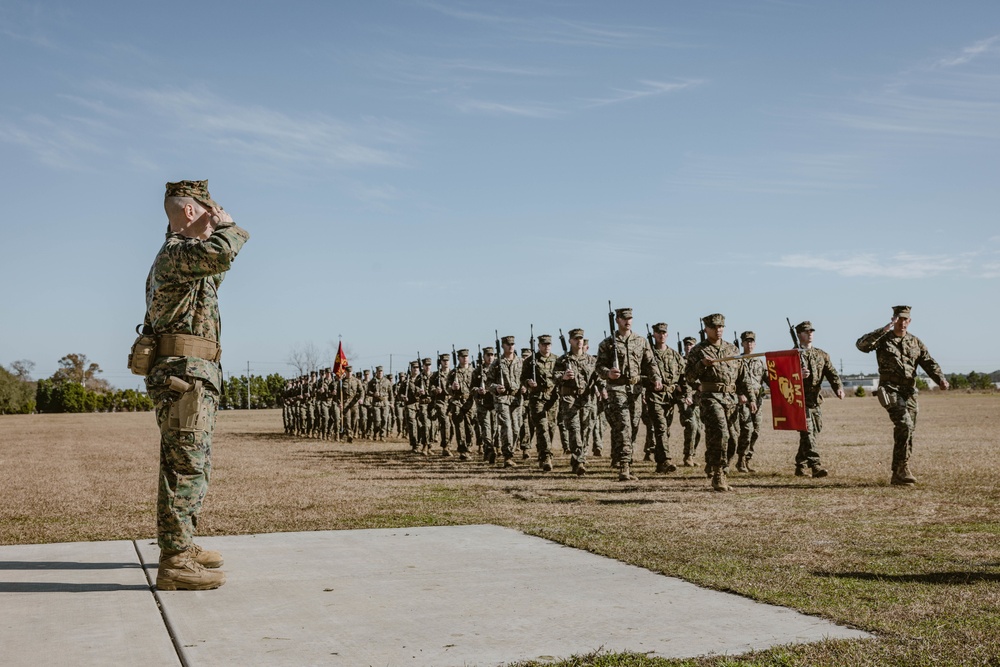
[158,334,221,363]
[701,382,735,393]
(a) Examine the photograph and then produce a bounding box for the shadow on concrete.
[0,561,141,570]
[0,582,150,592]
[816,571,1000,584]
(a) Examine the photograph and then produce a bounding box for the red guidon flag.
[333,341,349,378]
[765,350,807,431]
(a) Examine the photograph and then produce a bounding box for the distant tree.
[0,365,36,414]
[854,386,866,397]
[10,359,35,381]
[915,377,929,391]
[51,353,110,392]
[948,373,970,390]
[287,343,321,376]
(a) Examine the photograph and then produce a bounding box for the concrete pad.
[0,540,178,666]
[138,525,870,666]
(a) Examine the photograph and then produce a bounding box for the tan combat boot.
[891,465,917,486]
[157,550,226,591]
[618,463,639,482]
[189,543,224,568]
[711,467,732,492]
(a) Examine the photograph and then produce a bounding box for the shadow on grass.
[816,571,1000,584]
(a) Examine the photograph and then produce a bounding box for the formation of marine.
[278,305,946,491]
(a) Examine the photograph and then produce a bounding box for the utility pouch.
[128,324,158,376]
[168,378,208,433]
[876,385,891,409]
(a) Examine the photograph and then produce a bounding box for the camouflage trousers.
[737,398,763,460]
[795,405,824,468]
[150,382,218,554]
[316,400,332,438]
[451,401,475,454]
[884,387,919,471]
[699,393,738,469]
[370,401,390,438]
[586,400,603,454]
[644,396,677,465]
[512,404,527,451]
[430,402,452,449]
[495,399,517,460]
[606,388,643,466]
[559,396,587,466]
[476,402,496,459]
[406,404,430,448]
[329,402,343,439]
[679,401,702,459]
[528,395,559,461]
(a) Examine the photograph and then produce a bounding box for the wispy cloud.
[769,251,1000,279]
[0,83,412,174]
[456,100,562,118]
[666,151,873,195]
[586,79,703,107]
[828,34,1000,141]
[416,1,681,49]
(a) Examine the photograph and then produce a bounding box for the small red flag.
[333,341,349,378]
[765,350,808,431]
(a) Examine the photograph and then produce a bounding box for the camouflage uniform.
[795,322,844,474]
[471,349,497,462]
[856,306,946,482]
[522,336,559,466]
[553,329,600,473]
[488,338,524,465]
[645,324,686,471]
[684,314,740,488]
[144,180,249,554]
[341,370,363,440]
[678,337,703,465]
[596,309,662,477]
[429,355,453,452]
[367,367,393,441]
[315,370,335,440]
[736,352,768,466]
[447,352,476,459]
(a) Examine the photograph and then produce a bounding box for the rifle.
[607,301,619,370]
[787,317,807,374]
[529,323,536,384]
[495,329,505,391]
[698,319,706,343]
[558,328,568,354]
[646,323,655,349]
[734,330,740,350]
[478,344,485,388]
[452,344,457,368]
[677,332,683,355]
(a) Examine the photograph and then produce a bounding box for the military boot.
[575,462,587,476]
[540,456,553,472]
[810,465,829,478]
[735,456,747,473]
[189,543,223,568]
[711,467,732,492]
[682,455,694,467]
[618,463,639,482]
[744,457,757,473]
[891,465,917,486]
[458,452,471,462]
[794,464,807,477]
[156,550,226,591]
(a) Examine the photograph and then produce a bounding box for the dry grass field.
[2,394,998,666]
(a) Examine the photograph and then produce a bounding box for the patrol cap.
[344,364,352,370]
[501,335,516,345]
[568,328,584,339]
[164,180,219,210]
[362,368,371,374]
[521,348,531,355]
[741,331,756,342]
[795,321,815,333]
[702,313,725,327]
[410,360,419,368]
[652,322,668,334]
[422,357,432,365]
[375,365,383,371]
[893,305,912,319]
[615,307,633,319]
[538,334,552,345]
[457,348,469,356]
[438,353,449,361]
[682,336,697,345]
[582,338,589,345]
[482,346,496,355]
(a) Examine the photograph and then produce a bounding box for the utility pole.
[247,361,251,410]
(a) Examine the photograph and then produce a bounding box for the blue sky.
[2,1,998,388]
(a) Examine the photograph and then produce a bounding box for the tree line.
[1,354,289,415]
